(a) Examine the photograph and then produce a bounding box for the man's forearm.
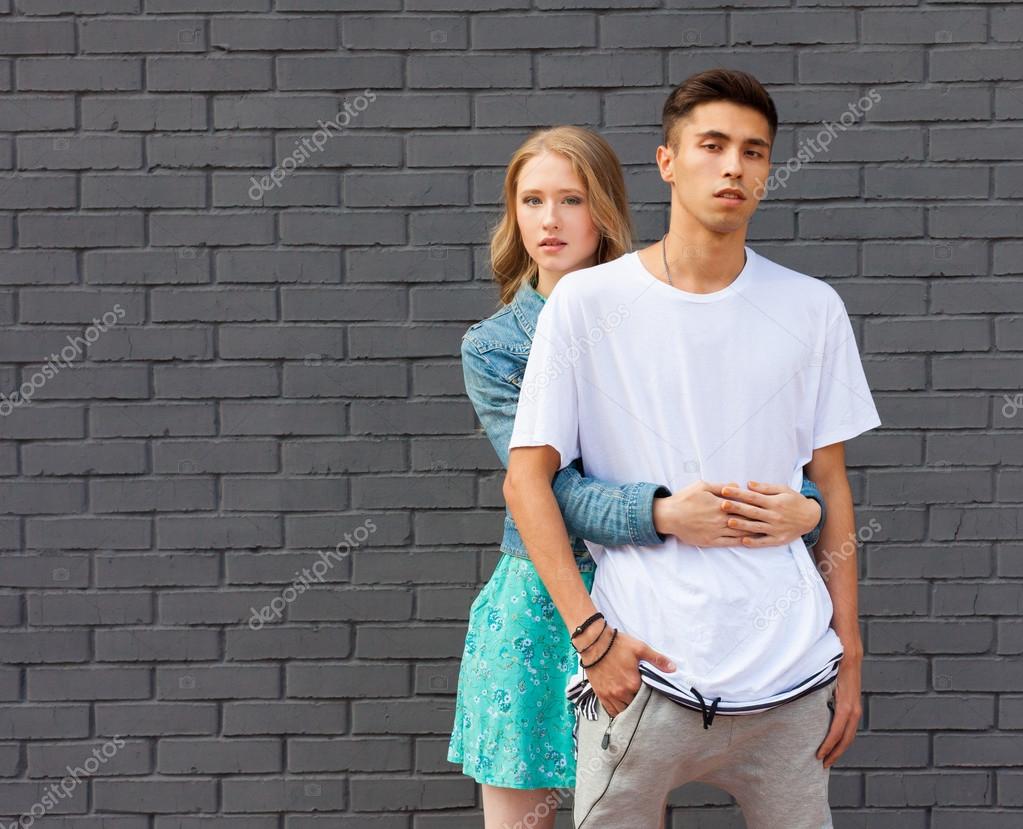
[505,468,599,636]
[811,475,863,658]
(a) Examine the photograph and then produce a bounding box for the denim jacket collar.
[510,278,546,342]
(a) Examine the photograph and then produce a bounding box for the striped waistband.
[568,651,843,729]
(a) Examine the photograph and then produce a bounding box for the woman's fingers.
[741,534,783,548]
[720,498,770,520]
[726,516,770,533]
[721,485,768,507]
[748,480,787,495]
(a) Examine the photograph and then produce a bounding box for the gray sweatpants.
[573,681,837,829]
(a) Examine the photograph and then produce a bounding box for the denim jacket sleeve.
[799,476,826,548]
[461,335,669,548]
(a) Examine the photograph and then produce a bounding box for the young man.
[504,68,881,829]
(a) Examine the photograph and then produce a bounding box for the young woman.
[447,126,828,829]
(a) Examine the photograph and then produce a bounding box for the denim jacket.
[460,279,827,570]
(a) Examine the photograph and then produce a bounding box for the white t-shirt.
[509,246,881,717]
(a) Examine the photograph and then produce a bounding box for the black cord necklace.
[661,233,673,286]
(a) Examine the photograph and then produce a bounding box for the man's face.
[658,101,773,234]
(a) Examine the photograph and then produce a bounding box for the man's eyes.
[703,144,763,158]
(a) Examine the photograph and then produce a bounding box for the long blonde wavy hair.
[491,126,634,306]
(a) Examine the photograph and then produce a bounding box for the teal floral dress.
[447,553,596,790]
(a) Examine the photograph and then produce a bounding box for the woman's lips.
[539,242,567,251]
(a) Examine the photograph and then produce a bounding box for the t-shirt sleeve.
[812,297,882,450]
[508,286,581,470]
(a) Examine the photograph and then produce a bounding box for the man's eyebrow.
[694,129,771,148]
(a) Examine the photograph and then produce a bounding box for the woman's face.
[515,151,601,279]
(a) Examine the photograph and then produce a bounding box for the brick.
[473,13,596,49]
[867,10,988,44]
[409,53,531,89]
[84,250,211,285]
[0,631,90,664]
[342,15,467,50]
[96,628,220,661]
[17,57,142,91]
[28,738,152,776]
[344,171,468,208]
[80,18,205,52]
[866,770,992,806]
[799,48,925,83]
[0,704,89,738]
[288,736,409,772]
[538,51,662,87]
[157,739,282,774]
[216,249,341,283]
[0,19,74,53]
[287,663,410,697]
[149,134,272,168]
[281,287,404,321]
[350,776,474,811]
[148,57,273,92]
[278,55,403,90]
[279,210,404,245]
[83,95,207,130]
[18,134,142,169]
[282,363,407,398]
[82,173,206,208]
[210,16,337,50]
[154,439,278,475]
[20,0,140,11]
[94,779,217,812]
[226,627,352,660]
[157,665,281,700]
[28,666,150,701]
[345,246,471,283]
[932,47,1023,82]
[19,212,144,247]
[0,95,75,129]
[869,620,994,654]
[27,592,152,626]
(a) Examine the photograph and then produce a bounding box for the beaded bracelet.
[573,619,608,655]
[570,611,604,640]
[581,627,618,669]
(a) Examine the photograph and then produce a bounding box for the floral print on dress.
[447,554,595,790]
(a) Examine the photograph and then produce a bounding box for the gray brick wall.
[0,1,1019,827]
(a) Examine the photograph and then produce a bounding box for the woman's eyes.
[523,196,584,205]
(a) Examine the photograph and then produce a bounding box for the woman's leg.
[481,784,561,829]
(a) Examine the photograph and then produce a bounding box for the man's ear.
[655,144,675,185]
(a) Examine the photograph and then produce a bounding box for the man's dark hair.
[662,68,778,151]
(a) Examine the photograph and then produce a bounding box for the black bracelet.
[571,611,604,640]
[573,619,608,655]
[581,627,617,669]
